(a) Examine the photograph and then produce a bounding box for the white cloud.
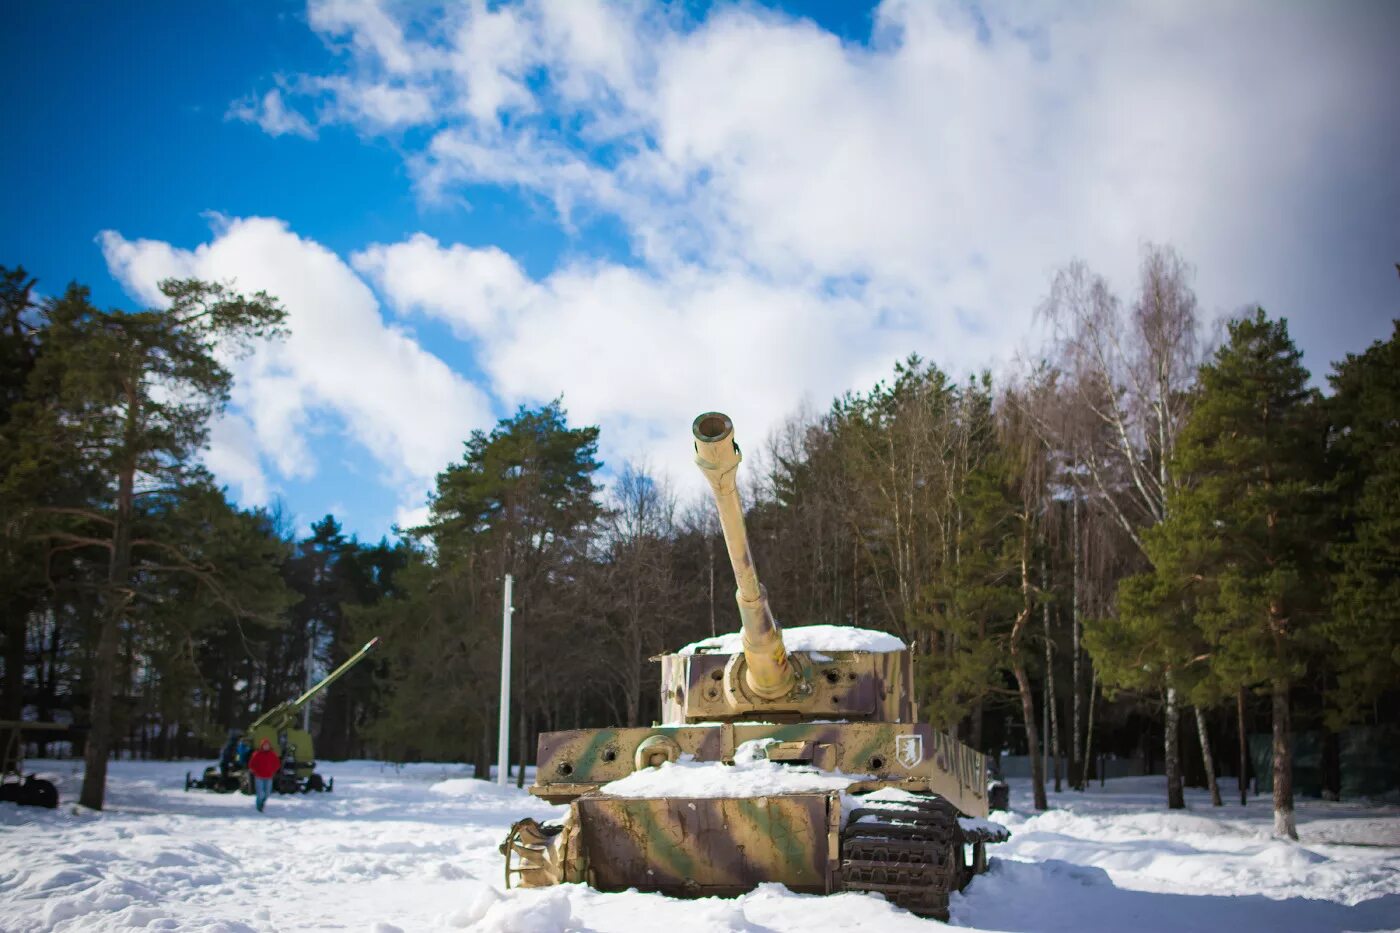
[393,502,431,533]
[352,234,922,489]
[352,233,539,335]
[99,218,493,517]
[204,413,273,505]
[227,88,316,139]
[307,0,421,75]
[204,0,1399,516]
[309,76,434,129]
[277,1,1399,337]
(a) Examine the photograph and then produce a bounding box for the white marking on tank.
[895,733,923,769]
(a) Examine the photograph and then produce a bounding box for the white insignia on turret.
[895,733,923,769]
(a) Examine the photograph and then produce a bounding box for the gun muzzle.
[693,412,794,700]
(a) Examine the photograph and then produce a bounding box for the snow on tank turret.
[500,413,1007,920]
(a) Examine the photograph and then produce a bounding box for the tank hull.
[505,717,1006,919]
[530,720,989,817]
[579,792,839,896]
[504,781,1007,920]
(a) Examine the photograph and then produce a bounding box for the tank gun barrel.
[250,636,380,732]
[692,412,795,699]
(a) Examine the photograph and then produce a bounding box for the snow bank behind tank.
[678,624,905,655]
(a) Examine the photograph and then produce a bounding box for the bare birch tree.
[1036,243,1215,808]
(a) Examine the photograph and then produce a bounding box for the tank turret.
[665,414,914,724]
[500,414,1006,920]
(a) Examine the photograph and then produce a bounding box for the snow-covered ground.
[1,760,1397,932]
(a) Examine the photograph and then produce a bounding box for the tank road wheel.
[839,795,966,922]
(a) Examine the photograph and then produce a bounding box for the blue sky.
[5,1,1398,540]
[5,1,562,311]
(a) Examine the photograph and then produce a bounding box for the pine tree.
[371,401,602,769]
[10,279,286,808]
[1324,319,1400,725]
[0,266,44,725]
[1153,309,1324,837]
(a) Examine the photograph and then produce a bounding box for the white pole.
[497,574,514,786]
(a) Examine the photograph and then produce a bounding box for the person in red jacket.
[247,738,281,812]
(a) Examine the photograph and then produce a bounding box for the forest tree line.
[1,248,1396,836]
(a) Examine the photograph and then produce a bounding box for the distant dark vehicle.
[0,721,65,808]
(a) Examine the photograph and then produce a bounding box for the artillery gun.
[501,413,1007,920]
[186,637,379,795]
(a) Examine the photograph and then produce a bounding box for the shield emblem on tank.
[895,733,923,769]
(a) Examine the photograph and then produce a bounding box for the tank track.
[839,795,966,921]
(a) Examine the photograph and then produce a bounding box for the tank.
[500,414,1007,920]
[186,636,380,795]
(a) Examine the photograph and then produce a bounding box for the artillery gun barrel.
[692,412,795,699]
[250,636,380,732]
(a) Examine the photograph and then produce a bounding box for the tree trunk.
[80,458,135,811]
[1,598,26,773]
[1013,520,1046,811]
[1082,667,1097,788]
[81,597,124,806]
[1043,554,1060,793]
[515,710,527,789]
[1013,659,1046,811]
[475,727,492,781]
[36,614,57,758]
[625,624,641,729]
[1272,678,1296,839]
[1071,495,1082,789]
[852,537,859,628]
[1237,686,1248,806]
[707,531,716,637]
[1164,675,1184,809]
[1041,664,1050,788]
[1322,730,1341,802]
[2,598,24,721]
[1194,705,1222,806]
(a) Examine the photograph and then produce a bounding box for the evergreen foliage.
[1324,320,1400,726]
[2,254,1396,817]
[1128,309,1325,835]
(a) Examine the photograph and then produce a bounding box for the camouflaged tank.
[500,412,1008,920]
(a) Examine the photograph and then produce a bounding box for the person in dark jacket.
[247,738,281,812]
[218,730,242,781]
